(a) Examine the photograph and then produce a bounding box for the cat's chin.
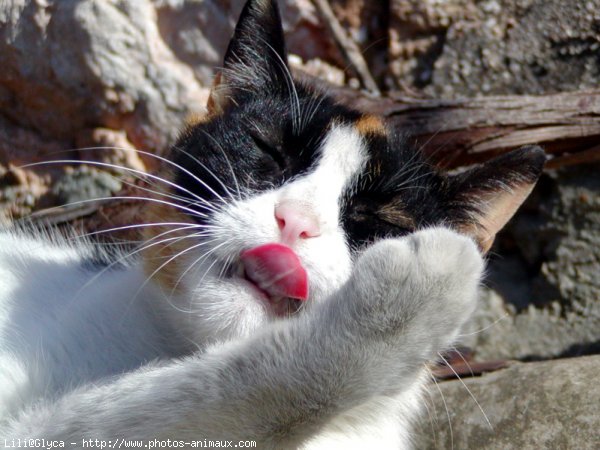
[164,255,309,344]
[238,276,304,318]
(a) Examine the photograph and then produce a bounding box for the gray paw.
[348,227,484,348]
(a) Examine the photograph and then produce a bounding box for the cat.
[0,0,545,448]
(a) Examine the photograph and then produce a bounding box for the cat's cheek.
[173,277,275,343]
[298,237,352,304]
[305,259,352,305]
[214,277,273,315]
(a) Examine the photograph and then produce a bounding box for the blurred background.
[1,1,599,447]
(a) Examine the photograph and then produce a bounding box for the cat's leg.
[2,228,482,448]
[300,227,484,447]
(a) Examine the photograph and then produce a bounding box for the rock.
[152,0,389,87]
[329,0,389,82]
[0,0,598,364]
[51,166,122,207]
[0,116,70,220]
[389,0,600,96]
[0,0,208,154]
[389,0,479,89]
[415,355,600,449]
[290,56,347,86]
[0,0,212,217]
[0,165,50,222]
[75,128,148,173]
[0,0,366,218]
[152,0,341,85]
[464,164,600,360]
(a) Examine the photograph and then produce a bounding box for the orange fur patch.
[207,72,229,116]
[355,115,387,136]
[141,199,196,294]
[378,204,416,230]
[185,112,211,127]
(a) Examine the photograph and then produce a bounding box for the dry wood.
[28,89,600,227]
[27,202,103,225]
[330,88,600,168]
[311,0,380,95]
[432,347,511,380]
[432,359,512,380]
[545,144,600,169]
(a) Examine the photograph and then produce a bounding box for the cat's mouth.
[240,275,304,317]
[237,243,309,317]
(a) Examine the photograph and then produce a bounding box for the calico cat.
[0,0,545,448]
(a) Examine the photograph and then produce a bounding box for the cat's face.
[142,0,545,345]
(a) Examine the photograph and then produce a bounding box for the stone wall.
[1,1,599,447]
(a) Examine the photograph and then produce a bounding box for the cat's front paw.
[347,227,484,350]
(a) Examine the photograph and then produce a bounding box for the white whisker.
[430,367,454,450]
[117,175,220,215]
[20,159,218,214]
[137,238,222,298]
[70,226,213,304]
[78,147,230,206]
[263,40,301,134]
[27,196,209,222]
[176,136,242,201]
[458,313,509,337]
[73,222,211,243]
[172,239,234,298]
[437,352,493,431]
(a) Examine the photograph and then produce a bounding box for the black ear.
[208,0,288,114]
[448,146,546,252]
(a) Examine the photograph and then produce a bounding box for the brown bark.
[27,88,600,228]
[331,87,600,168]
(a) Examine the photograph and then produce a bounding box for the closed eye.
[369,213,413,235]
[351,205,414,236]
[250,132,286,169]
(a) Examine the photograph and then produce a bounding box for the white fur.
[162,125,368,344]
[0,125,483,448]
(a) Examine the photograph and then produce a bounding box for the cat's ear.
[449,146,546,253]
[208,0,288,115]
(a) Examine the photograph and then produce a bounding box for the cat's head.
[142,0,545,345]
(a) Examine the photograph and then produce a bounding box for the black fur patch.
[169,0,545,251]
[173,84,360,204]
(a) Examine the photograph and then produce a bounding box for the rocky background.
[1,0,599,447]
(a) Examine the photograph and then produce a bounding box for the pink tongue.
[240,243,308,301]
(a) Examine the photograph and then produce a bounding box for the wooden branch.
[330,88,600,168]
[311,0,380,95]
[27,89,600,229]
[27,202,103,225]
[432,359,512,380]
[545,144,600,169]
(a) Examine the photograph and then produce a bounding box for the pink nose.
[275,201,321,244]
